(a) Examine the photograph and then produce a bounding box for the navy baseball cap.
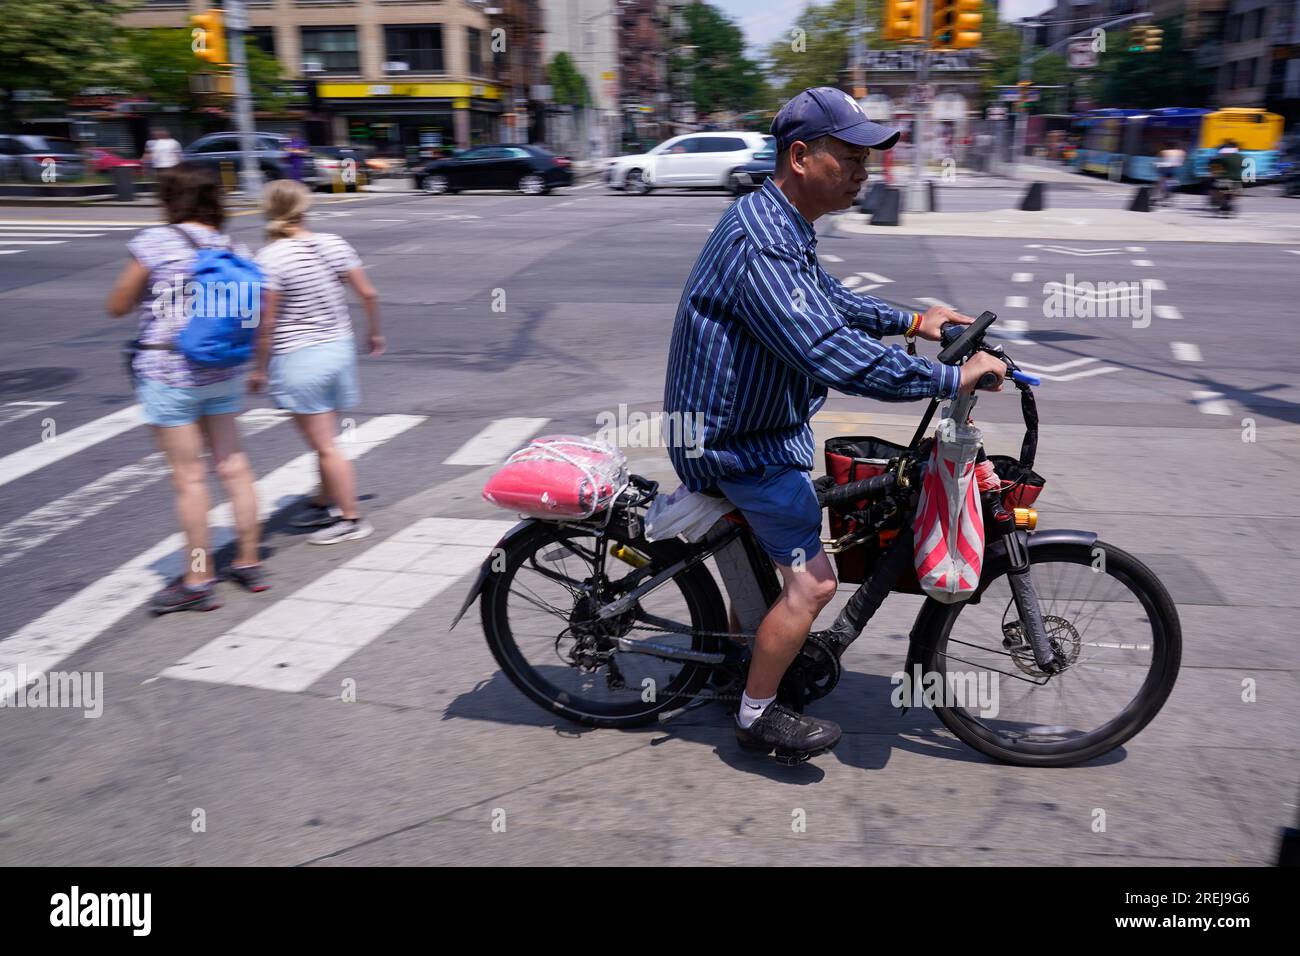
[771,87,901,153]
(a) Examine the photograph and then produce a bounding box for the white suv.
[605,132,772,194]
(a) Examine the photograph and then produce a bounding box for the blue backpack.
[169,225,264,369]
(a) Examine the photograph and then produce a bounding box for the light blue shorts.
[270,337,360,415]
[137,375,242,427]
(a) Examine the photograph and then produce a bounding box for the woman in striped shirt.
[250,180,384,544]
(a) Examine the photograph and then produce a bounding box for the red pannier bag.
[483,435,628,520]
[823,436,907,585]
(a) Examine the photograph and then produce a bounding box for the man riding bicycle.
[662,87,1007,762]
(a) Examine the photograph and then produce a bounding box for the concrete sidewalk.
[834,203,1300,243]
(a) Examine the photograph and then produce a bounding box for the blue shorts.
[137,375,242,427]
[270,337,360,415]
[714,463,824,567]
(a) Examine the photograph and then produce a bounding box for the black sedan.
[413,144,572,196]
[728,142,775,196]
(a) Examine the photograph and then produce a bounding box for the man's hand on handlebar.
[918,304,975,342]
[958,352,1008,394]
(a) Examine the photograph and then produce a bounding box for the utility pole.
[223,0,262,197]
[913,0,930,195]
[1012,17,1033,177]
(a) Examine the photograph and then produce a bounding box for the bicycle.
[451,312,1183,767]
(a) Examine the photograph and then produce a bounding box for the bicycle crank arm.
[614,636,727,666]
[1004,530,1066,674]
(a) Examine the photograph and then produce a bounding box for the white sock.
[737,692,776,729]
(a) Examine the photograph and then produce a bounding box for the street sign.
[1068,39,1097,69]
[1000,88,1019,102]
[987,105,1007,120]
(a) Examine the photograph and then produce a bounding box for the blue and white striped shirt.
[663,177,960,493]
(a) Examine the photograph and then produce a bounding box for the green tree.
[122,28,291,113]
[1092,19,1212,109]
[546,51,590,108]
[981,8,1071,114]
[765,0,880,106]
[678,2,765,117]
[0,0,136,124]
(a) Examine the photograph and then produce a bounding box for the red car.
[85,147,142,175]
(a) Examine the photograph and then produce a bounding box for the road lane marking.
[1131,259,1153,267]
[1004,295,1029,308]
[0,409,289,572]
[1192,391,1230,415]
[443,417,550,466]
[821,253,843,263]
[1012,273,1033,283]
[0,401,62,428]
[0,405,143,490]
[160,517,515,692]
[1171,342,1202,363]
[0,413,425,687]
[1155,304,1182,320]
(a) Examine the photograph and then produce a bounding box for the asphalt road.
[0,180,1297,865]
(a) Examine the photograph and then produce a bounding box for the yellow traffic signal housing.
[190,10,227,65]
[953,0,982,49]
[883,0,924,42]
[1143,26,1163,52]
[1128,25,1148,52]
[931,0,955,47]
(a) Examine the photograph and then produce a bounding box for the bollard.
[110,165,135,202]
[928,179,938,213]
[1129,185,1152,212]
[859,181,886,214]
[1019,181,1045,211]
[871,187,902,226]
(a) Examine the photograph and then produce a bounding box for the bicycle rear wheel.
[481,519,728,728]
[921,540,1181,767]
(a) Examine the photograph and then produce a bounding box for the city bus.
[1193,107,1285,181]
[1075,109,1142,177]
[1122,107,1210,184]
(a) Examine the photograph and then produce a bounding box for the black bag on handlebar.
[824,436,907,585]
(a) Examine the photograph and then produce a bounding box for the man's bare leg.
[745,550,837,699]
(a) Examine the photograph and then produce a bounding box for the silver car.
[0,135,87,183]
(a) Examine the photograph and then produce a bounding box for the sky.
[711,0,1059,58]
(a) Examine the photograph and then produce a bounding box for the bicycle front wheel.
[921,540,1181,767]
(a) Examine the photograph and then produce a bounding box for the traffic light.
[931,0,956,48]
[1128,25,1148,53]
[882,0,923,42]
[190,9,227,65]
[953,0,983,49]
[1143,25,1163,53]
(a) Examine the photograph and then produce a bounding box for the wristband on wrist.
[905,312,922,338]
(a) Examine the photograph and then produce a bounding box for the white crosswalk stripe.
[161,518,513,692]
[0,409,290,572]
[0,404,143,490]
[0,401,62,428]
[0,413,425,689]
[444,416,549,466]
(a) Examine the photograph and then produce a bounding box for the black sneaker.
[151,578,221,615]
[735,702,842,765]
[290,502,343,528]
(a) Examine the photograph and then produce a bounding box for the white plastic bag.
[644,484,735,543]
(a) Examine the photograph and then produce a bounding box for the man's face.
[795,137,871,213]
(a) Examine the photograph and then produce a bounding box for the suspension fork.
[991,506,1066,674]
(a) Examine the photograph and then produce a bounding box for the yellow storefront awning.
[318,82,501,101]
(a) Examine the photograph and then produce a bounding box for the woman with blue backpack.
[106,162,268,613]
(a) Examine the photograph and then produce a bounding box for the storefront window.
[467,27,483,77]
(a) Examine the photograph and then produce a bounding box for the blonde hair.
[262,179,312,240]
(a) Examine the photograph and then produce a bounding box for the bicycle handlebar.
[819,470,897,510]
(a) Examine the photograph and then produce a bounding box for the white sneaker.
[307,518,375,545]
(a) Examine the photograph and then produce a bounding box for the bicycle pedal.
[772,748,813,766]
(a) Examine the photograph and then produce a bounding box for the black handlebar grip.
[820,471,897,509]
[976,371,1000,390]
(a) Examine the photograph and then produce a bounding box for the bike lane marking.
[1171,342,1203,363]
[158,517,515,692]
[0,414,425,688]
